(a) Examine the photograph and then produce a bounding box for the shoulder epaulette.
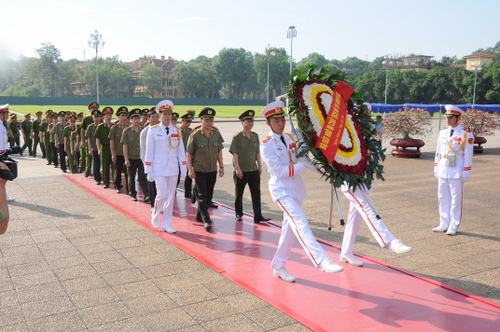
[233,131,242,137]
[87,123,95,128]
[124,127,131,131]
[262,135,271,143]
[150,124,159,128]
[191,129,200,136]
[97,123,104,127]
[212,126,219,131]
[465,129,472,133]
[112,124,119,128]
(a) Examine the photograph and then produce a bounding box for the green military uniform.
[8,117,20,147]
[21,116,33,155]
[32,114,43,157]
[63,123,78,173]
[80,114,94,175]
[109,106,129,193]
[53,118,67,172]
[94,122,112,187]
[186,107,224,228]
[180,114,194,198]
[120,109,148,200]
[229,109,268,223]
[40,117,52,164]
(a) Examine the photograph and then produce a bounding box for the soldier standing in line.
[141,108,149,127]
[171,112,179,127]
[121,108,148,202]
[186,107,224,231]
[31,111,43,157]
[53,112,68,173]
[179,113,193,198]
[81,102,99,177]
[75,112,84,173]
[140,109,159,207]
[20,114,33,156]
[39,110,53,165]
[144,100,187,233]
[86,109,103,185]
[94,107,113,188]
[229,110,270,223]
[109,106,129,194]
[63,114,78,174]
[433,105,474,236]
[49,113,59,168]
[8,114,19,147]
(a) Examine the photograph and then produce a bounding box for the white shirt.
[0,121,9,150]
[434,124,474,179]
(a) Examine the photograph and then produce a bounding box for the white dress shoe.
[318,257,344,273]
[387,239,413,254]
[151,214,159,229]
[161,227,177,234]
[433,224,448,232]
[273,268,295,282]
[340,254,363,267]
[446,225,457,236]
[6,195,15,203]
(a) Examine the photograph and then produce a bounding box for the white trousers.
[340,186,395,256]
[438,177,464,229]
[152,175,178,229]
[271,196,327,269]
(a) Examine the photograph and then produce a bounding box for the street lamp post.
[287,26,297,74]
[471,61,482,107]
[381,56,394,104]
[88,30,105,104]
[265,44,276,105]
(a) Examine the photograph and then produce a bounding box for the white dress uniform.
[340,184,396,257]
[144,123,187,230]
[434,123,474,233]
[260,130,329,269]
[0,104,9,150]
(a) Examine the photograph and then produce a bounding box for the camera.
[0,147,20,181]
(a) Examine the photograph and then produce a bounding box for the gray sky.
[2,0,498,63]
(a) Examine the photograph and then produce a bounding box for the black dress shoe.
[236,216,243,221]
[209,203,218,208]
[254,217,271,223]
[46,162,51,165]
[116,189,121,193]
[103,184,109,188]
[204,222,212,231]
[144,196,149,203]
[96,181,101,185]
[131,196,138,201]
[85,172,90,178]
[54,165,58,168]
[190,195,196,204]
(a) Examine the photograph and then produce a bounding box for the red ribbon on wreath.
[315,81,354,163]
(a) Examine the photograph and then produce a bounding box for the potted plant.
[460,109,499,153]
[383,107,432,158]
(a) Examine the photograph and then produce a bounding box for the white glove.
[461,176,470,183]
[147,173,155,182]
[180,167,187,179]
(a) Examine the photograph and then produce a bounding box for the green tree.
[482,61,500,103]
[35,43,61,96]
[254,47,290,100]
[3,83,41,97]
[139,65,163,97]
[297,52,329,68]
[171,56,217,98]
[213,48,254,99]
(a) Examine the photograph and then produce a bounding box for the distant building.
[71,81,91,97]
[464,52,495,71]
[382,55,435,72]
[126,56,183,98]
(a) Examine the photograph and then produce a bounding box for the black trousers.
[51,142,59,166]
[114,155,129,192]
[184,176,192,198]
[234,170,263,221]
[127,159,148,198]
[92,150,102,183]
[194,171,217,224]
[58,144,66,171]
[148,180,156,207]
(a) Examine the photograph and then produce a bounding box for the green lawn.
[8,105,266,119]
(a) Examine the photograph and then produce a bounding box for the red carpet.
[65,174,500,332]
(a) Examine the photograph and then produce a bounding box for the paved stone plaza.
[1,116,498,331]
